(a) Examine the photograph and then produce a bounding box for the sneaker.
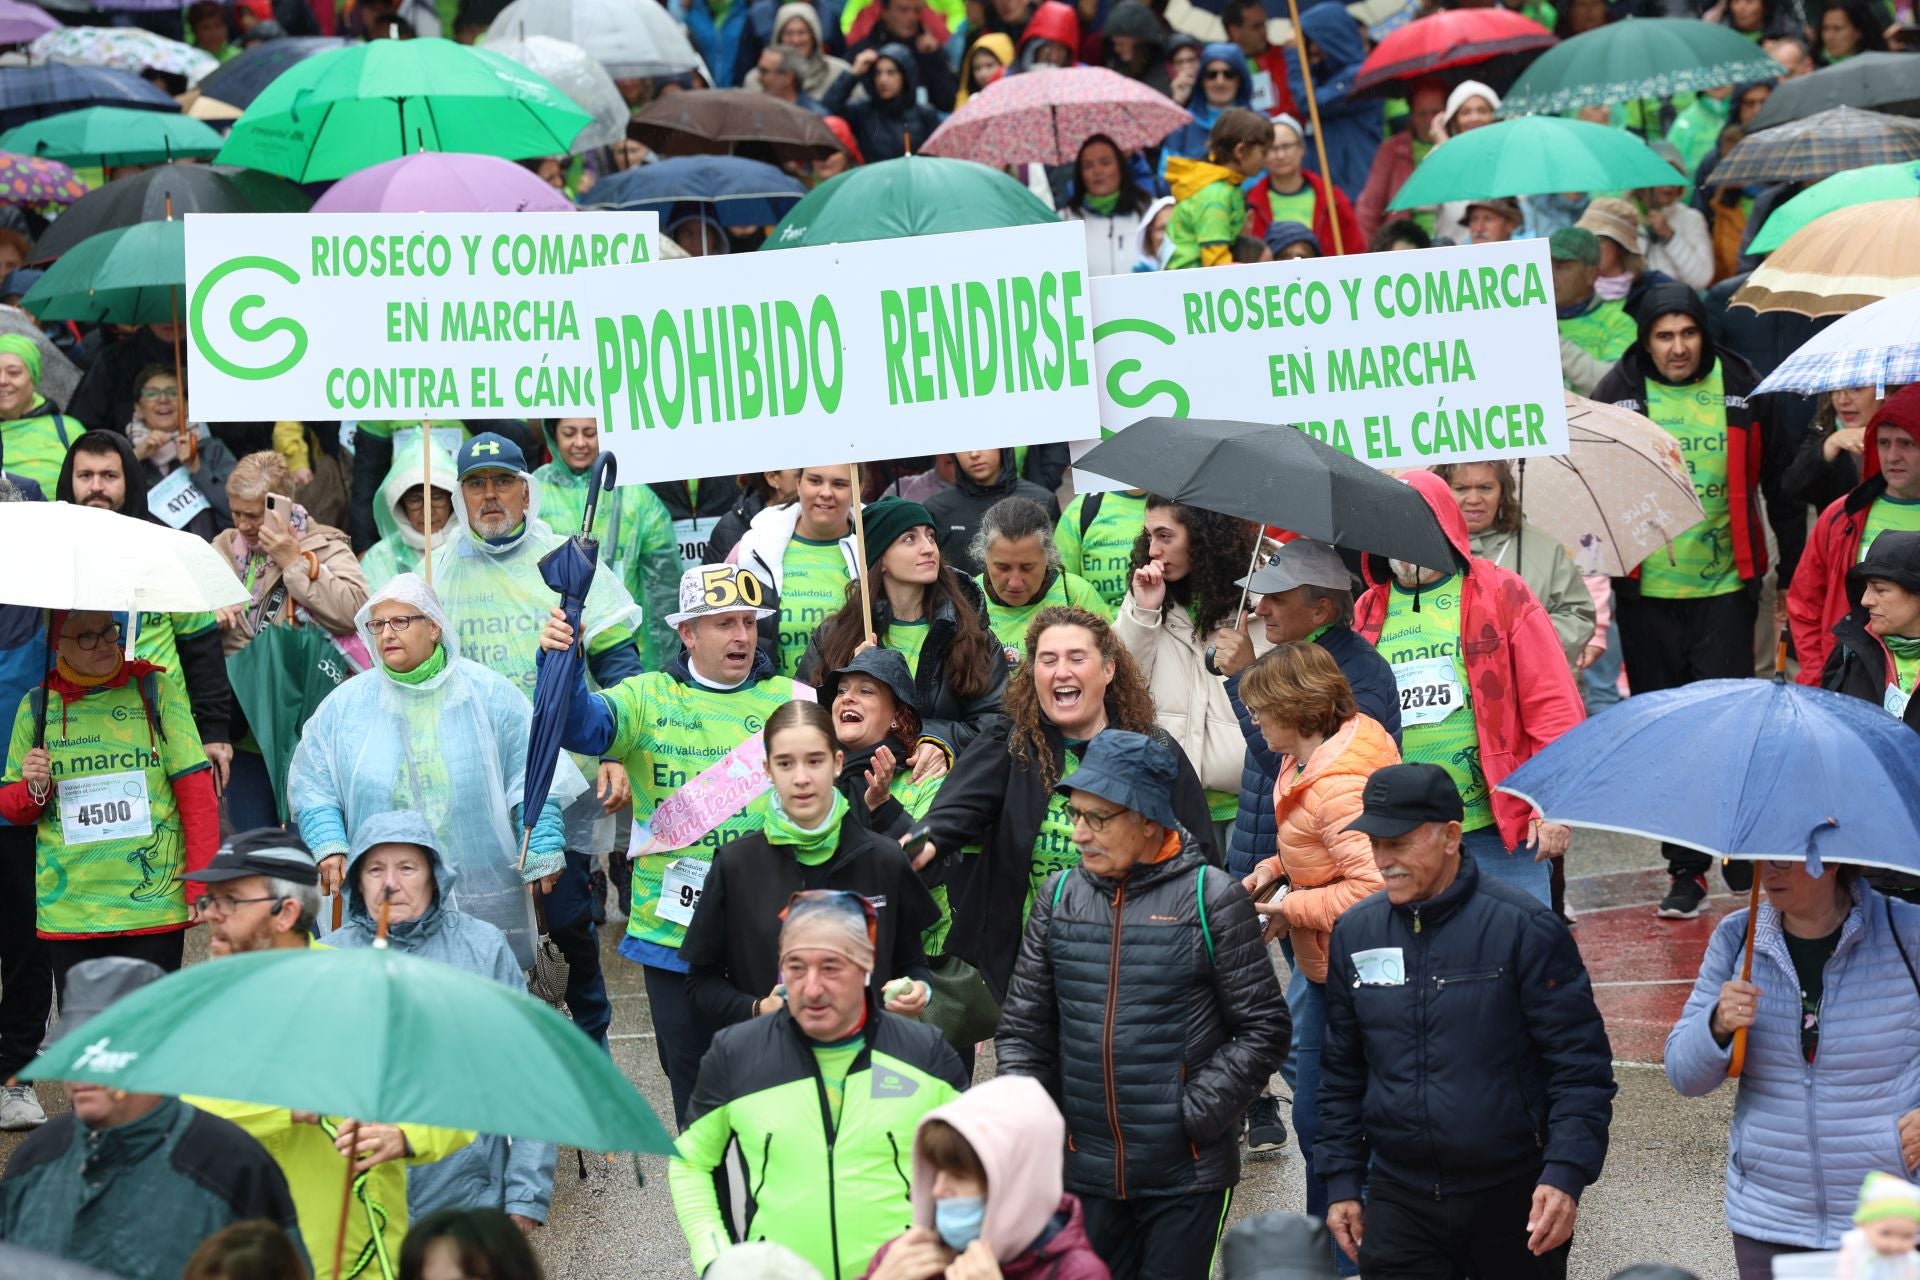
[1245,1094,1288,1154]
[1658,874,1709,920]
[0,1084,45,1130]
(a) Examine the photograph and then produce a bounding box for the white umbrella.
[484,0,704,81]
[482,34,631,153]
[28,27,219,86]
[1752,285,1920,398]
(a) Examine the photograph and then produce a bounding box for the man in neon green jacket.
[670,892,967,1279]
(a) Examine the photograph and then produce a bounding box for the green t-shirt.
[1888,639,1920,718]
[1056,492,1147,610]
[976,571,1114,655]
[5,674,208,935]
[134,611,217,734]
[811,1034,866,1128]
[885,618,929,678]
[1267,183,1317,231]
[1029,749,1082,906]
[777,536,852,678]
[1641,370,1743,600]
[885,770,950,954]
[1558,298,1638,371]
[1862,496,1920,563]
[1375,575,1493,831]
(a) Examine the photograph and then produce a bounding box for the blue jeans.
[1279,942,1356,1276]
[1582,622,1623,712]
[1462,825,1550,906]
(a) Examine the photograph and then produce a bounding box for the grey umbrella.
[1748,52,1920,132]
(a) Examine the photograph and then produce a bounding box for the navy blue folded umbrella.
[0,66,179,132]
[522,453,616,861]
[1498,678,1920,875]
[582,155,805,228]
[193,37,352,111]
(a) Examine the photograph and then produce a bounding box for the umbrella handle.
[584,454,618,537]
[332,1119,357,1280]
[1727,874,1762,1080]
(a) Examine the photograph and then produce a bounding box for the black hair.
[1221,0,1266,29]
[1369,218,1432,252]
[400,1210,543,1280]
[1064,134,1154,217]
[1815,0,1888,57]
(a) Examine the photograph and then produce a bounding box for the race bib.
[147,468,211,530]
[1888,682,1911,719]
[655,857,711,927]
[673,516,721,571]
[1249,68,1277,114]
[1391,656,1464,728]
[1351,946,1407,987]
[58,771,153,847]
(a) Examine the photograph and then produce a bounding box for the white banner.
[1076,240,1571,490]
[578,222,1100,482]
[185,211,658,422]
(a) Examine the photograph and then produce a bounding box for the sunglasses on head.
[779,889,880,948]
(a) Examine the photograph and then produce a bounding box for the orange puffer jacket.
[1257,712,1398,983]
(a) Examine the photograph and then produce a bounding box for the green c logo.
[189,256,308,381]
[1092,316,1191,420]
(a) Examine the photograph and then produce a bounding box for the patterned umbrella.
[1753,288,1920,397]
[28,26,218,84]
[0,64,180,131]
[921,66,1190,168]
[1354,8,1556,97]
[0,150,86,207]
[1730,201,1920,317]
[0,0,61,46]
[1498,18,1780,118]
[1708,106,1920,189]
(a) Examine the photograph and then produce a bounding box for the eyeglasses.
[138,386,181,401]
[399,492,452,515]
[1063,803,1128,832]
[67,623,121,651]
[366,614,428,635]
[1203,68,1239,80]
[200,893,283,917]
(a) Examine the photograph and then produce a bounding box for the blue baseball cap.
[1053,730,1182,831]
[456,432,528,478]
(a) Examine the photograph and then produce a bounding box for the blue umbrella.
[0,66,179,132]
[192,37,353,111]
[583,154,805,227]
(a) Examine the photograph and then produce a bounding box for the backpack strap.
[1196,865,1215,963]
[1077,491,1103,540]
[1051,870,1070,909]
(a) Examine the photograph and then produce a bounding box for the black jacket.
[996,833,1289,1199]
[820,43,944,163]
[1317,853,1617,1206]
[1822,610,1920,733]
[65,328,172,433]
[847,27,959,111]
[917,713,1218,1000]
[924,453,1060,576]
[707,484,768,563]
[1101,0,1171,95]
[681,818,939,1028]
[650,476,739,522]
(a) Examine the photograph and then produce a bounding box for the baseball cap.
[49,956,165,1044]
[1345,763,1465,838]
[1237,539,1351,597]
[184,829,319,887]
[456,432,528,478]
[664,564,777,627]
[1549,227,1600,265]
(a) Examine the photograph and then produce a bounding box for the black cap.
[825,646,921,714]
[1345,763,1464,838]
[183,828,319,887]
[50,956,165,1043]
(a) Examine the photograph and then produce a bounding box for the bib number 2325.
[1392,656,1463,728]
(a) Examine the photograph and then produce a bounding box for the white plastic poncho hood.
[381,440,460,554]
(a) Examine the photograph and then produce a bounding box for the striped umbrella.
[1753,288,1920,397]
[1709,106,1920,189]
[1730,201,1920,317]
[921,66,1191,167]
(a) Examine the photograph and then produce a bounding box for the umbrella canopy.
[20,217,182,325]
[583,154,805,226]
[28,25,216,84]
[0,64,179,131]
[189,36,351,110]
[1499,679,1920,872]
[0,0,61,45]
[1073,417,1458,568]
[313,150,574,214]
[1354,8,1556,97]
[216,37,592,184]
[629,87,842,164]
[1387,115,1683,209]
[31,164,309,263]
[0,500,245,614]
[0,105,222,167]
[1747,51,1920,132]
[484,0,703,79]
[19,946,676,1155]
[764,155,1058,249]
[1753,287,1920,396]
[920,66,1191,167]
[1748,162,1920,255]
[0,149,84,208]
[1709,106,1920,189]
[1521,392,1705,577]
[1730,201,1920,317]
[481,34,629,153]
[1498,18,1780,118]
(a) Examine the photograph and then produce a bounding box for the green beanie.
[1549,227,1600,266]
[0,334,41,386]
[859,497,935,568]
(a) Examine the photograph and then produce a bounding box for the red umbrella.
[1354,9,1556,97]
[920,65,1190,167]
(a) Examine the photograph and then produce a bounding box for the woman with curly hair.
[904,606,1216,1001]
[1115,496,1261,853]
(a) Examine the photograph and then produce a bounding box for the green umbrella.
[1499,18,1781,118]
[216,37,592,183]
[20,219,183,325]
[1749,162,1920,254]
[1387,115,1685,209]
[21,946,676,1156]
[763,154,1058,250]
[0,106,223,168]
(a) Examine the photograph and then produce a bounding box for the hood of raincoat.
[1019,0,1080,52]
[1190,41,1252,123]
[55,430,150,523]
[1103,1,1166,59]
[1166,155,1241,200]
[355,572,459,678]
[377,439,459,553]
[1298,2,1367,77]
[1860,383,1920,486]
[449,454,544,556]
[1632,282,1719,387]
[908,1075,1066,1263]
[337,809,458,944]
[959,32,1015,103]
[1133,193,1175,266]
[1442,79,1499,131]
[867,42,923,114]
[1359,469,1472,587]
[772,2,832,81]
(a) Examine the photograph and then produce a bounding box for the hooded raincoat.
[287,574,580,969]
[1159,42,1251,166]
[821,42,944,163]
[1102,1,1170,95]
[319,810,558,1226]
[1820,529,1920,730]
[747,2,852,98]
[1286,4,1381,204]
[1165,154,1251,269]
[357,441,457,593]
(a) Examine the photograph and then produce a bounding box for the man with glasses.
[750,47,825,113]
[995,730,1288,1280]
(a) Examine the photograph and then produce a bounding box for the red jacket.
[1788,388,1920,685]
[1244,167,1364,256]
[1354,471,1586,851]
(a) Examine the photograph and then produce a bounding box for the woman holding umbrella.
[0,334,72,495]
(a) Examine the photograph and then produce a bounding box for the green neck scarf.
[765,790,848,865]
[1084,191,1121,216]
[1887,635,1920,660]
[386,644,448,686]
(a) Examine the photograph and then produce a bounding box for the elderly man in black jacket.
[996,730,1288,1280]
[1319,764,1615,1279]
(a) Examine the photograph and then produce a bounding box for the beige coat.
[1113,595,1256,795]
[212,522,368,657]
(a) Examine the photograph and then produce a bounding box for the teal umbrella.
[1750,162,1920,254]
[1498,18,1782,118]
[0,106,222,167]
[216,37,592,183]
[1388,115,1685,209]
[20,219,182,325]
[763,154,1058,249]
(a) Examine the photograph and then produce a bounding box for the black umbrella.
[1075,417,1457,569]
[191,36,351,111]
[29,166,311,263]
[1748,52,1920,132]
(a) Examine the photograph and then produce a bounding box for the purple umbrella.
[312,151,574,214]
[0,0,59,45]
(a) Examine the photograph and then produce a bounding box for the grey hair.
[0,475,19,503]
[968,496,1060,574]
[762,46,801,76]
[704,1242,824,1280]
[266,876,321,936]
[1297,583,1355,629]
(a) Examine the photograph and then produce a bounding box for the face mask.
[935,1195,986,1251]
[1594,272,1632,300]
[1155,234,1175,269]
